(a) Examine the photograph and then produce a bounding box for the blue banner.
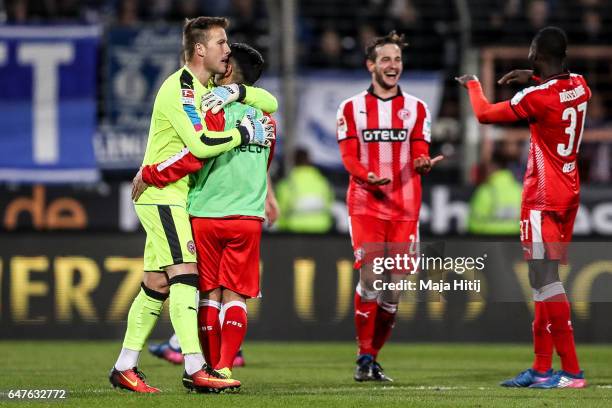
[96,26,182,169]
[0,26,100,183]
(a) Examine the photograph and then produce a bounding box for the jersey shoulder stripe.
[401,92,428,110]
[338,90,368,110]
[511,80,558,106]
[179,69,203,131]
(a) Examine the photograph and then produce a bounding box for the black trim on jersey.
[237,84,247,102]
[180,69,194,89]
[157,205,183,265]
[201,131,234,146]
[168,274,198,288]
[141,283,169,301]
[508,100,526,120]
[367,85,402,101]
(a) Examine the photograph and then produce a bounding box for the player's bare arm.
[265,174,280,226]
[498,69,534,86]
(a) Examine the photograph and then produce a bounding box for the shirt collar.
[367,84,402,101]
[183,64,208,90]
[541,71,570,83]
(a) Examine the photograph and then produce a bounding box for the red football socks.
[198,300,222,368]
[216,302,248,370]
[544,294,581,375]
[354,292,378,356]
[532,301,553,373]
[371,303,397,359]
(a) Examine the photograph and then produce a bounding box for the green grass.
[1,341,611,407]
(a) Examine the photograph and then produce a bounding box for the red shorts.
[520,206,578,263]
[348,214,419,269]
[191,217,262,298]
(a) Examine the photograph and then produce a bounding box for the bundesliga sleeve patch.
[180,89,203,131]
[181,89,195,105]
[337,115,348,140]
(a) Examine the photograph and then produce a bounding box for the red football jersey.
[336,86,431,221]
[510,73,591,210]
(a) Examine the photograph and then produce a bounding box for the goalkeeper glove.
[237,114,275,147]
[201,84,246,114]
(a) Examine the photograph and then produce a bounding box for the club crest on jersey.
[337,116,347,132]
[181,89,195,105]
[397,108,411,121]
[362,128,408,142]
[187,240,196,254]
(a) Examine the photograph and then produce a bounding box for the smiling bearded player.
[336,31,443,382]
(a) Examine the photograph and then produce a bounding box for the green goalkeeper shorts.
[134,204,197,271]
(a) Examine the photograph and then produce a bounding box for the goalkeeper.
[133,42,276,390]
[109,17,276,394]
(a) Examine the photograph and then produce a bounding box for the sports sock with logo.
[541,282,581,375]
[532,299,553,373]
[168,274,204,374]
[371,300,397,359]
[216,301,248,370]
[198,299,222,368]
[117,283,167,370]
[354,283,378,356]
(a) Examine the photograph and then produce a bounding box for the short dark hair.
[533,26,567,61]
[365,30,408,61]
[183,16,229,61]
[294,148,310,166]
[229,43,264,85]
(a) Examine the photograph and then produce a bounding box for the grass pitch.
[1,341,611,407]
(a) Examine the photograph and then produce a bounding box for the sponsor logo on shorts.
[187,240,196,254]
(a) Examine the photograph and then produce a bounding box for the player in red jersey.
[337,31,442,382]
[457,26,590,389]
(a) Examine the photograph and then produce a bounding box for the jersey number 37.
[558,102,587,157]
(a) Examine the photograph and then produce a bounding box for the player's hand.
[238,114,275,147]
[201,84,244,114]
[455,74,478,88]
[367,172,391,186]
[265,190,280,227]
[498,69,534,86]
[131,167,150,202]
[414,154,444,175]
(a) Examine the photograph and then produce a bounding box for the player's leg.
[216,290,248,376]
[349,215,387,381]
[149,206,237,392]
[191,216,224,369]
[110,228,166,393]
[530,208,585,388]
[501,207,554,387]
[148,332,184,365]
[369,220,419,382]
[214,218,262,381]
[155,204,201,375]
[199,288,223,368]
